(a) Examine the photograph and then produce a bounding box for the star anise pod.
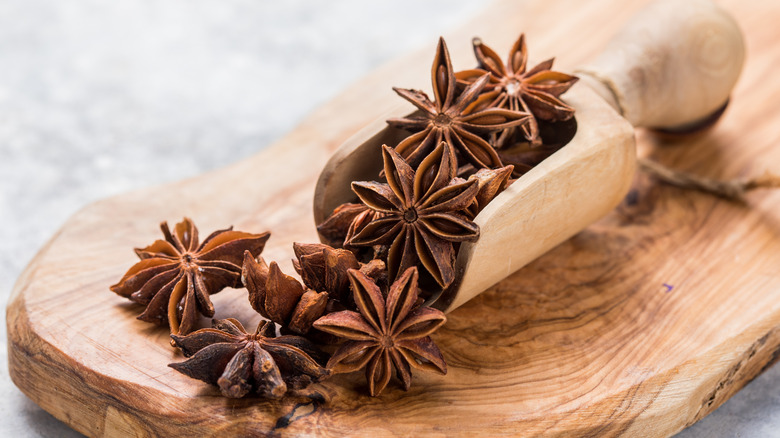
[499,140,566,178]
[169,318,329,399]
[242,243,385,335]
[316,203,370,247]
[387,37,530,169]
[316,203,382,251]
[313,267,447,396]
[292,242,387,303]
[460,164,515,219]
[456,34,578,147]
[349,142,479,289]
[111,218,270,337]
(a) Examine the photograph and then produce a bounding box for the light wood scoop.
[313,0,745,312]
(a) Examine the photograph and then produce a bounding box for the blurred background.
[1,1,778,436]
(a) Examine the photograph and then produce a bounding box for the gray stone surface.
[0,1,777,436]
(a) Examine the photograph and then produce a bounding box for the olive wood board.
[6,0,780,436]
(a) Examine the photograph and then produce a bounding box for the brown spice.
[497,138,569,177]
[387,37,530,169]
[110,218,269,337]
[348,142,479,289]
[456,34,578,147]
[169,318,329,399]
[461,165,515,218]
[316,203,370,247]
[313,267,447,396]
[318,166,513,252]
[242,243,386,335]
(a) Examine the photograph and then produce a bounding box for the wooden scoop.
[313,0,745,312]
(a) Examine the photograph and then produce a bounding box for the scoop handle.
[576,0,745,130]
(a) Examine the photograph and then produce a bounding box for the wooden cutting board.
[7,0,780,436]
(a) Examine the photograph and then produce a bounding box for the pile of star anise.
[318,35,577,295]
[111,34,576,399]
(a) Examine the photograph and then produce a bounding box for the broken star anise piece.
[313,267,447,397]
[316,203,370,248]
[110,217,270,337]
[387,37,530,169]
[456,34,578,147]
[461,164,514,219]
[292,242,387,304]
[348,141,479,289]
[242,243,386,335]
[316,203,381,250]
[169,318,329,399]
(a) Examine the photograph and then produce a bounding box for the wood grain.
[578,0,744,129]
[6,0,780,437]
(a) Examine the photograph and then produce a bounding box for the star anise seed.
[169,318,329,399]
[348,142,479,289]
[456,34,578,147]
[387,37,531,169]
[313,267,447,396]
[111,218,270,337]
